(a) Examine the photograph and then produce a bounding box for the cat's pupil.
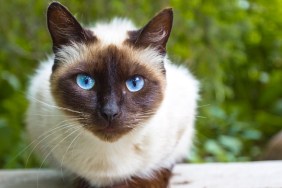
[84,78,89,85]
[132,79,137,87]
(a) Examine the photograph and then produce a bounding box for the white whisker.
[35,126,80,188]
[38,128,80,169]
[196,115,207,119]
[24,118,83,167]
[27,94,83,114]
[10,118,84,166]
[197,104,211,109]
[60,131,83,180]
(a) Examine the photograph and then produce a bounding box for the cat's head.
[47,2,173,142]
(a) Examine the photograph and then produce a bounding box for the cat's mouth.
[96,124,127,133]
[84,122,133,142]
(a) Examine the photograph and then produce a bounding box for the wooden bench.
[1,161,282,188]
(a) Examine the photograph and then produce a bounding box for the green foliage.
[0,0,281,168]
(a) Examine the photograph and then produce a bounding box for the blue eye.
[126,75,144,92]
[76,74,95,90]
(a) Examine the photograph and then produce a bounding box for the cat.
[26,2,199,188]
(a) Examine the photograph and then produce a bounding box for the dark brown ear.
[127,8,173,54]
[47,2,95,52]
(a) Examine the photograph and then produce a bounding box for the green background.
[0,0,282,168]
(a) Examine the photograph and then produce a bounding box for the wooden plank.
[1,161,282,188]
[170,161,282,188]
[0,170,71,188]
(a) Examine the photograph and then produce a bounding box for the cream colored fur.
[26,19,199,186]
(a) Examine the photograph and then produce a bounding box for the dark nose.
[100,101,120,122]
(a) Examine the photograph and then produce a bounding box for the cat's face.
[47,2,172,142]
[50,44,166,141]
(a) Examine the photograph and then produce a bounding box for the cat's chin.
[85,125,133,143]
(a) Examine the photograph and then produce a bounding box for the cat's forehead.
[55,41,164,77]
[90,18,136,46]
[54,19,165,73]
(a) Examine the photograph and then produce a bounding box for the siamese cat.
[26,2,199,187]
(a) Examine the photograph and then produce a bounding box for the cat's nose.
[100,102,120,122]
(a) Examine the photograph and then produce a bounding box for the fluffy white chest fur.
[26,3,199,187]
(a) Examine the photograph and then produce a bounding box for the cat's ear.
[47,2,95,53]
[127,8,173,54]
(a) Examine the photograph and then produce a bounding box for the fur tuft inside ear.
[47,2,96,53]
[127,8,173,54]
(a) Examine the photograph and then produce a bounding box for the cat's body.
[26,2,198,187]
